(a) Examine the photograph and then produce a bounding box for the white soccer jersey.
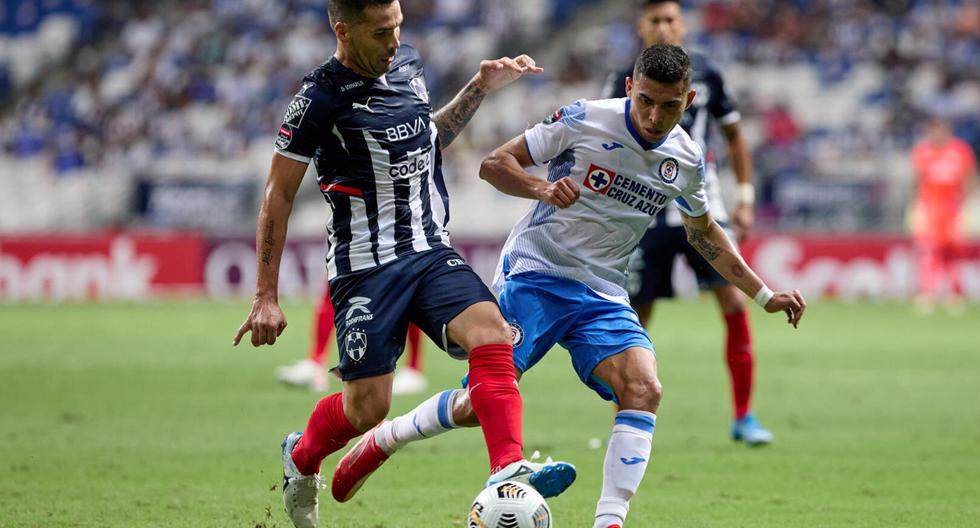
[496,98,709,298]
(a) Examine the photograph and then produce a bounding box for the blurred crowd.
[0,0,977,233]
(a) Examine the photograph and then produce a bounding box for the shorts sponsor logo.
[283,96,312,128]
[446,258,466,267]
[345,330,368,362]
[659,157,679,184]
[409,76,429,104]
[346,296,374,325]
[509,321,524,348]
[584,164,615,194]
[276,126,293,150]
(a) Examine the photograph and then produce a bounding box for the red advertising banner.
[740,235,980,300]
[3,232,979,301]
[0,232,205,301]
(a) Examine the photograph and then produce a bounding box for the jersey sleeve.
[704,66,740,126]
[274,83,333,164]
[524,99,587,166]
[675,158,710,217]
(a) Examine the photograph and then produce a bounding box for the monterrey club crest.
[409,76,429,104]
[659,157,679,184]
[345,330,368,362]
[584,164,615,194]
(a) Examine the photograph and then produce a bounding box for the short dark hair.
[328,0,396,26]
[641,0,681,8]
[632,44,692,86]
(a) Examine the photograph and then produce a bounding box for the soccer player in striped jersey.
[232,1,574,526]
[604,0,773,445]
[333,44,806,528]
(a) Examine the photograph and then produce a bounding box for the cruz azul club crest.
[584,164,615,194]
[659,157,679,184]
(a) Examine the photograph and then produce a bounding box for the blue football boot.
[731,414,773,446]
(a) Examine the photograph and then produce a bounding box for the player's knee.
[463,318,512,351]
[620,376,663,412]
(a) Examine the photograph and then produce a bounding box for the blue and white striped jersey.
[275,45,450,280]
[496,98,709,299]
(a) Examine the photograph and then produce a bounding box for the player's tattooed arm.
[683,223,723,261]
[260,220,275,266]
[433,80,487,149]
[435,55,544,149]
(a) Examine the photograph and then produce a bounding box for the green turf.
[1,299,979,527]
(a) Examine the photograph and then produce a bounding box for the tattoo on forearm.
[433,80,487,149]
[684,224,722,261]
[261,220,275,265]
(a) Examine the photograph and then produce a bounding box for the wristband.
[753,286,774,308]
[736,182,756,206]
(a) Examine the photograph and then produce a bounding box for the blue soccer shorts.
[329,247,497,382]
[497,271,655,402]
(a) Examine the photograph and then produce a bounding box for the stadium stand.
[0,0,977,236]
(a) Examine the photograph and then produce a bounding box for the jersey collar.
[624,99,669,151]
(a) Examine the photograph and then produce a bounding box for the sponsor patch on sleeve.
[276,126,293,150]
[282,96,312,128]
[542,108,564,125]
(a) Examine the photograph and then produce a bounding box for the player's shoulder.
[662,126,704,167]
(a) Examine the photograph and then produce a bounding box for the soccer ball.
[468,481,552,528]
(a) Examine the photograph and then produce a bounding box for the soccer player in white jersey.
[332,45,806,528]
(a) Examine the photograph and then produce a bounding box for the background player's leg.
[392,324,428,395]
[275,287,333,391]
[713,284,754,421]
[590,347,661,528]
[291,374,393,476]
[447,301,523,474]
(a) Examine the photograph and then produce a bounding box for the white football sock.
[593,410,656,528]
[374,389,461,455]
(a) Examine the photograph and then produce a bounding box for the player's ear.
[625,76,633,98]
[685,87,696,108]
[334,21,350,42]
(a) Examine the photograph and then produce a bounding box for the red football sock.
[308,290,335,365]
[467,343,523,473]
[724,310,754,420]
[406,324,422,371]
[291,393,361,475]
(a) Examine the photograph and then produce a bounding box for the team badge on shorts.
[584,164,615,194]
[659,157,679,184]
[509,322,525,348]
[345,330,368,362]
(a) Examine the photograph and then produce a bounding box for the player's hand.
[474,55,544,92]
[764,289,806,328]
[538,176,580,209]
[732,203,755,241]
[233,296,287,347]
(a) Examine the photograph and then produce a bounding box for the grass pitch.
[1,299,978,527]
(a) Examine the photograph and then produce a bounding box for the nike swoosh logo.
[602,142,624,151]
[620,456,646,465]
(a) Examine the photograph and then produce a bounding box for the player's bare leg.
[590,347,662,528]
[713,284,772,445]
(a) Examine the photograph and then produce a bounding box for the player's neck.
[334,47,383,79]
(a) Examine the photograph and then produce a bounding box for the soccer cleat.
[331,423,389,502]
[276,359,328,392]
[391,367,428,395]
[282,432,320,528]
[731,414,774,446]
[486,456,577,498]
